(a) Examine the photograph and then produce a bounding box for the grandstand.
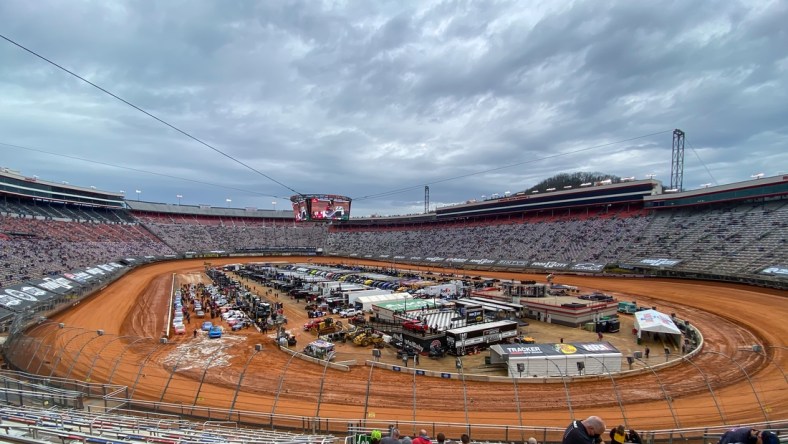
[0,169,786,442]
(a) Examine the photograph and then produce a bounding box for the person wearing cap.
[381,429,401,444]
[718,428,778,444]
[562,416,606,444]
[412,429,432,444]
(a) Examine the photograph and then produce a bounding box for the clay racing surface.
[17,257,787,435]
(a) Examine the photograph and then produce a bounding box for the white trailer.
[489,342,622,378]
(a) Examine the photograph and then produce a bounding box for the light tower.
[424,186,430,214]
[670,129,685,191]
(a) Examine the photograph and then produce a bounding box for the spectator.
[719,428,777,444]
[381,429,401,444]
[610,425,626,444]
[436,433,446,444]
[528,438,538,444]
[412,429,432,444]
[371,429,382,444]
[460,434,470,444]
[563,416,605,444]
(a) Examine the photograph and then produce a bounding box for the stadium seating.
[2,198,786,289]
[0,403,336,444]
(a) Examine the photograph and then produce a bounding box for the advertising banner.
[28,275,81,295]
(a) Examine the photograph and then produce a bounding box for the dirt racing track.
[8,257,787,437]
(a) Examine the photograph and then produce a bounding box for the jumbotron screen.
[290,194,351,222]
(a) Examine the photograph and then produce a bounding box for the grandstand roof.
[127,200,287,218]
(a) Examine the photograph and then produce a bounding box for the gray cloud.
[0,0,786,216]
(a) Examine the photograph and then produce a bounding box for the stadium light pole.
[135,189,141,201]
[272,201,277,211]
[177,194,182,205]
[226,198,232,206]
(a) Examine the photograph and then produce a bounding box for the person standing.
[412,429,432,444]
[381,429,401,444]
[644,347,650,359]
[562,416,605,444]
[610,425,626,444]
[719,428,778,444]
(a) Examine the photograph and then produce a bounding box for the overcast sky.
[1,1,786,216]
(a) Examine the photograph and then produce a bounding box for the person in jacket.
[412,430,432,444]
[610,425,626,444]
[563,416,605,444]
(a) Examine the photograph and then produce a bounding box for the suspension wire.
[353,130,673,201]
[685,138,719,186]
[0,141,287,200]
[0,32,303,198]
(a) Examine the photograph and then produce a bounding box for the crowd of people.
[138,214,328,253]
[2,199,785,290]
[355,400,782,444]
[0,213,172,287]
[327,201,787,277]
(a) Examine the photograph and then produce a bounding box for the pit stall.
[489,341,622,378]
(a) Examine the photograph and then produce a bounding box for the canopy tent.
[634,309,681,340]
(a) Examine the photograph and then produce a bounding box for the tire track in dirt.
[22,257,787,431]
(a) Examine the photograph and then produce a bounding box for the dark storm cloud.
[0,0,786,216]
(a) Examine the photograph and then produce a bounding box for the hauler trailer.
[446,320,518,356]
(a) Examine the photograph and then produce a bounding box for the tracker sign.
[498,341,620,357]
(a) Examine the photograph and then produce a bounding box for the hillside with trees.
[523,172,620,193]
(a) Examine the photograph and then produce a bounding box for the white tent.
[634,309,681,339]
[356,292,412,312]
